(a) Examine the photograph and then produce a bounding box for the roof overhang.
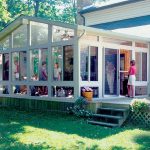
[80,0,144,14]
[0,16,29,41]
[78,25,150,43]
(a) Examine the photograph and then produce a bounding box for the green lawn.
[0,108,149,150]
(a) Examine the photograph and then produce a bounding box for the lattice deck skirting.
[128,111,150,126]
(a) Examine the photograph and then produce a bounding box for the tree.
[0,0,10,30]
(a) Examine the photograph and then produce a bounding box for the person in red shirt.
[127,60,136,98]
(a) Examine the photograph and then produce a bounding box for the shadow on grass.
[0,108,149,149]
[133,134,150,150]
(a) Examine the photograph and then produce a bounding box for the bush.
[128,99,150,127]
[130,99,149,113]
[67,96,92,118]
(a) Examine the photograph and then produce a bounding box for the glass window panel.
[30,85,48,96]
[135,42,148,48]
[53,26,74,42]
[142,53,147,81]
[0,36,10,50]
[135,52,141,81]
[90,46,98,81]
[31,49,48,81]
[13,25,27,48]
[12,85,27,95]
[63,46,73,81]
[12,52,20,81]
[135,86,147,96]
[0,54,3,81]
[52,86,74,98]
[105,48,117,95]
[20,52,27,80]
[3,53,9,81]
[12,52,27,81]
[52,47,62,81]
[0,85,9,94]
[80,45,88,81]
[31,21,48,46]
[31,49,39,80]
[39,49,48,81]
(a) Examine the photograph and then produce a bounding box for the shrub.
[67,96,92,118]
[130,99,149,113]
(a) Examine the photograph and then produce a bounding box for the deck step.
[98,107,128,112]
[88,120,118,127]
[93,114,123,119]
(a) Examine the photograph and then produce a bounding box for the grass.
[0,108,149,150]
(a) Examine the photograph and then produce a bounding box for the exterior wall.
[83,0,150,26]
[0,97,74,112]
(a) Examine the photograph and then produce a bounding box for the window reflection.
[0,36,9,50]
[31,21,48,46]
[53,26,74,42]
[13,25,27,48]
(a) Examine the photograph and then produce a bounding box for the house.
[80,0,150,38]
[0,16,149,113]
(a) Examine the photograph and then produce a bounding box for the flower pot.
[82,91,93,101]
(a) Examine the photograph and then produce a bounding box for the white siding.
[84,0,150,26]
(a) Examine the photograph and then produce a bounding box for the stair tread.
[88,120,118,127]
[93,114,123,119]
[98,107,128,112]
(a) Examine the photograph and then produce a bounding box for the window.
[52,46,63,81]
[0,36,10,50]
[13,25,27,48]
[52,86,74,98]
[12,85,27,95]
[12,52,27,81]
[30,48,48,81]
[30,85,48,96]
[80,45,98,81]
[52,26,74,42]
[135,52,147,81]
[0,53,9,81]
[63,46,73,81]
[0,85,9,94]
[52,45,73,81]
[31,21,48,46]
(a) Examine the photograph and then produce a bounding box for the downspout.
[79,13,85,26]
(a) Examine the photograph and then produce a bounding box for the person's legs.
[130,85,134,98]
[127,85,130,97]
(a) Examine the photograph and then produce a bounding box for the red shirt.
[129,66,136,75]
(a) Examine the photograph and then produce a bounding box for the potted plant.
[81,87,93,101]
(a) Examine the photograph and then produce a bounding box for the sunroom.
[0,16,149,102]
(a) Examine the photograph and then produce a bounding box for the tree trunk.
[34,0,40,17]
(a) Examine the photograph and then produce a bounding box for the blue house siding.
[90,15,150,30]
